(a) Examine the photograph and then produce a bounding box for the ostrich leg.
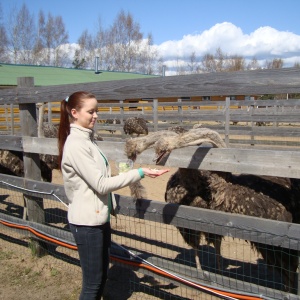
[214,235,222,270]
[194,248,203,272]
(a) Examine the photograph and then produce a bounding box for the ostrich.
[123,117,148,136]
[167,126,188,134]
[104,118,121,134]
[154,128,299,292]
[0,103,58,182]
[125,127,300,292]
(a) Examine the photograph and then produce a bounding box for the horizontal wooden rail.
[0,68,300,103]
[0,137,293,179]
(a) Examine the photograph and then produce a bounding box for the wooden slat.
[19,137,300,178]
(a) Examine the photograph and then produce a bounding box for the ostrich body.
[154,128,299,292]
[167,126,188,134]
[123,117,148,136]
[0,150,53,182]
[0,103,58,182]
[125,127,300,292]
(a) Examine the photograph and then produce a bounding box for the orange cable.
[112,256,263,300]
[0,219,77,250]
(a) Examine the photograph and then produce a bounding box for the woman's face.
[71,97,98,129]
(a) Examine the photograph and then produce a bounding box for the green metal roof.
[0,63,158,86]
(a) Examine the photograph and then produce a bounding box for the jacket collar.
[70,124,95,140]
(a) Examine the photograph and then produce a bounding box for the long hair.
[58,91,96,170]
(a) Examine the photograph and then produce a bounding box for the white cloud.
[156,22,300,75]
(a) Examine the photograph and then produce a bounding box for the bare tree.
[157,57,166,76]
[265,58,284,69]
[226,55,245,71]
[187,51,200,74]
[75,29,94,69]
[201,53,216,72]
[201,47,227,72]
[33,10,49,65]
[0,3,9,62]
[215,47,226,72]
[52,16,69,66]
[6,3,36,64]
[138,33,158,74]
[36,12,68,66]
[93,17,108,70]
[108,10,143,72]
[294,62,300,68]
[247,57,261,70]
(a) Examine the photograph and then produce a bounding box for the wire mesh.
[1,181,300,299]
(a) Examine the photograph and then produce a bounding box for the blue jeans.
[70,223,111,300]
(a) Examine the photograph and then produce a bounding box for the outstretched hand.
[142,168,170,178]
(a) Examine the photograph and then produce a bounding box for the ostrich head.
[125,130,178,200]
[154,127,226,163]
[125,130,178,161]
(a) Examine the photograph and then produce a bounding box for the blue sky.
[3,0,300,44]
[2,0,300,74]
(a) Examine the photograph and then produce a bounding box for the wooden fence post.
[225,97,230,146]
[153,99,158,132]
[120,100,126,138]
[18,77,46,257]
[47,102,52,124]
[177,98,183,124]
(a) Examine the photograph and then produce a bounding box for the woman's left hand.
[142,168,170,178]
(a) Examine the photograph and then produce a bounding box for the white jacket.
[62,124,142,226]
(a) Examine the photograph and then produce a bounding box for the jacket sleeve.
[64,141,142,195]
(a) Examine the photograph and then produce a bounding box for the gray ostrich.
[126,127,300,292]
[123,117,148,136]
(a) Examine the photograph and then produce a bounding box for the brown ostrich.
[125,127,300,292]
[167,126,188,134]
[153,127,300,292]
[0,150,54,182]
[0,103,58,182]
[123,117,148,136]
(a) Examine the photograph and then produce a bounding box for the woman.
[58,91,168,299]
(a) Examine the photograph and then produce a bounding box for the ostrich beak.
[154,151,170,165]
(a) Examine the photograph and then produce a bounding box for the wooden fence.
[0,68,300,299]
[1,97,300,150]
